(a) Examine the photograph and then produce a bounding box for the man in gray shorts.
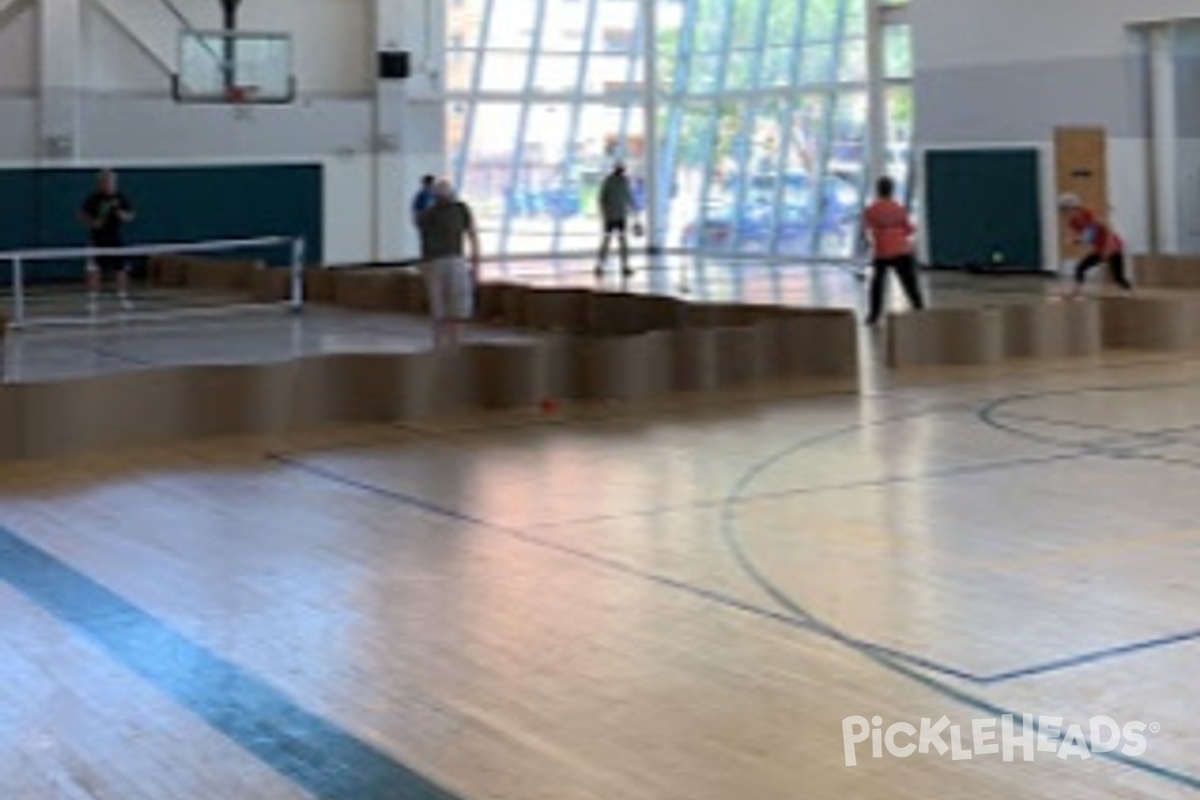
[416,179,481,350]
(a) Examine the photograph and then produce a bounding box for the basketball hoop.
[226,84,259,119]
[226,84,261,102]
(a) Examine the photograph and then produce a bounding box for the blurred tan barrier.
[397,271,428,314]
[585,292,681,335]
[332,269,409,311]
[253,267,292,302]
[0,268,868,459]
[496,283,532,326]
[771,309,860,378]
[671,328,722,391]
[304,268,337,302]
[147,254,259,291]
[682,303,758,329]
[524,288,592,332]
[888,307,1006,367]
[579,331,676,401]
[474,282,509,322]
[1099,295,1200,351]
[468,342,554,409]
[712,327,767,389]
[1002,301,1102,359]
[0,310,860,460]
[1132,255,1200,290]
[888,292,1200,368]
[147,255,188,287]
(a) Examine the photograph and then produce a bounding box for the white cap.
[1057,192,1082,209]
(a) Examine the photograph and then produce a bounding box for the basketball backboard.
[172,30,295,104]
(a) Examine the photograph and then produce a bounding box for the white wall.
[240,0,372,96]
[915,0,1200,69]
[914,0,1200,258]
[71,0,372,96]
[81,2,168,94]
[0,3,35,93]
[1172,23,1200,252]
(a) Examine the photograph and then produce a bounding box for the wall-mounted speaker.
[378,51,411,80]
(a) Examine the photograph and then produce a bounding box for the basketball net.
[226,85,258,120]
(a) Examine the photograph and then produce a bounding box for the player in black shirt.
[79,168,136,311]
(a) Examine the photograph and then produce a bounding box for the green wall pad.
[924,148,1043,271]
[0,164,322,283]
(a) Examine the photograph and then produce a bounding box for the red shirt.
[1067,208,1123,254]
[864,199,914,259]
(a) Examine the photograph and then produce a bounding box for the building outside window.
[446,0,912,267]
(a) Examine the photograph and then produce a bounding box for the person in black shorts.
[79,168,136,311]
[595,162,637,278]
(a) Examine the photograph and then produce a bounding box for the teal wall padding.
[0,163,322,283]
[924,148,1043,270]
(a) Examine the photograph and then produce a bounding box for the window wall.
[446,0,912,261]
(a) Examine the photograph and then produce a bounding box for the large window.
[446,0,912,263]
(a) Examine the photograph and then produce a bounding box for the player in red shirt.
[863,176,924,325]
[1057,193,1132,294]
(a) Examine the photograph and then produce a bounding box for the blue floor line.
[273,406,1200,687]
[720,386,1200,792]
[0,526,461,800]
[980,629,1200,684]
[265,453,486,526]
[264,450,991,686]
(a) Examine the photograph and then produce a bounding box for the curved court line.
[975,376,1200,450]
[270,388,1200,790]
[524,448,1077,531]
[265,408,998,687]
[271,407,1195,690]
[978,381,1200,474]
[719,385,1200,791]
[988,411,1200,444]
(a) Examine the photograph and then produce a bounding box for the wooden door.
[1055,127,1109,261]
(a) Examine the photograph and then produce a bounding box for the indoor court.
[0,323,1197,798]
[0,304,534,384]
[3,0,1200,797]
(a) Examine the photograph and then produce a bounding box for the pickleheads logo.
[842,715,1157,767]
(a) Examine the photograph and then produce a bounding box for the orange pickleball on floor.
[539,397,559,415]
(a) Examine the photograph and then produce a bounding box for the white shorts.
[419,257,474,321]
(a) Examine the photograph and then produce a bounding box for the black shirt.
[81,190,133,245]
[419,200,474,260]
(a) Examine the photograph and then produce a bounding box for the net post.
[11,256,24,329]
[289,237,305,313]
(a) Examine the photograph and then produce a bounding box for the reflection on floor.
[0,306,533,385]
[483,254,1065,309]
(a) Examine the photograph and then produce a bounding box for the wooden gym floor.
[0,264,1197,799]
